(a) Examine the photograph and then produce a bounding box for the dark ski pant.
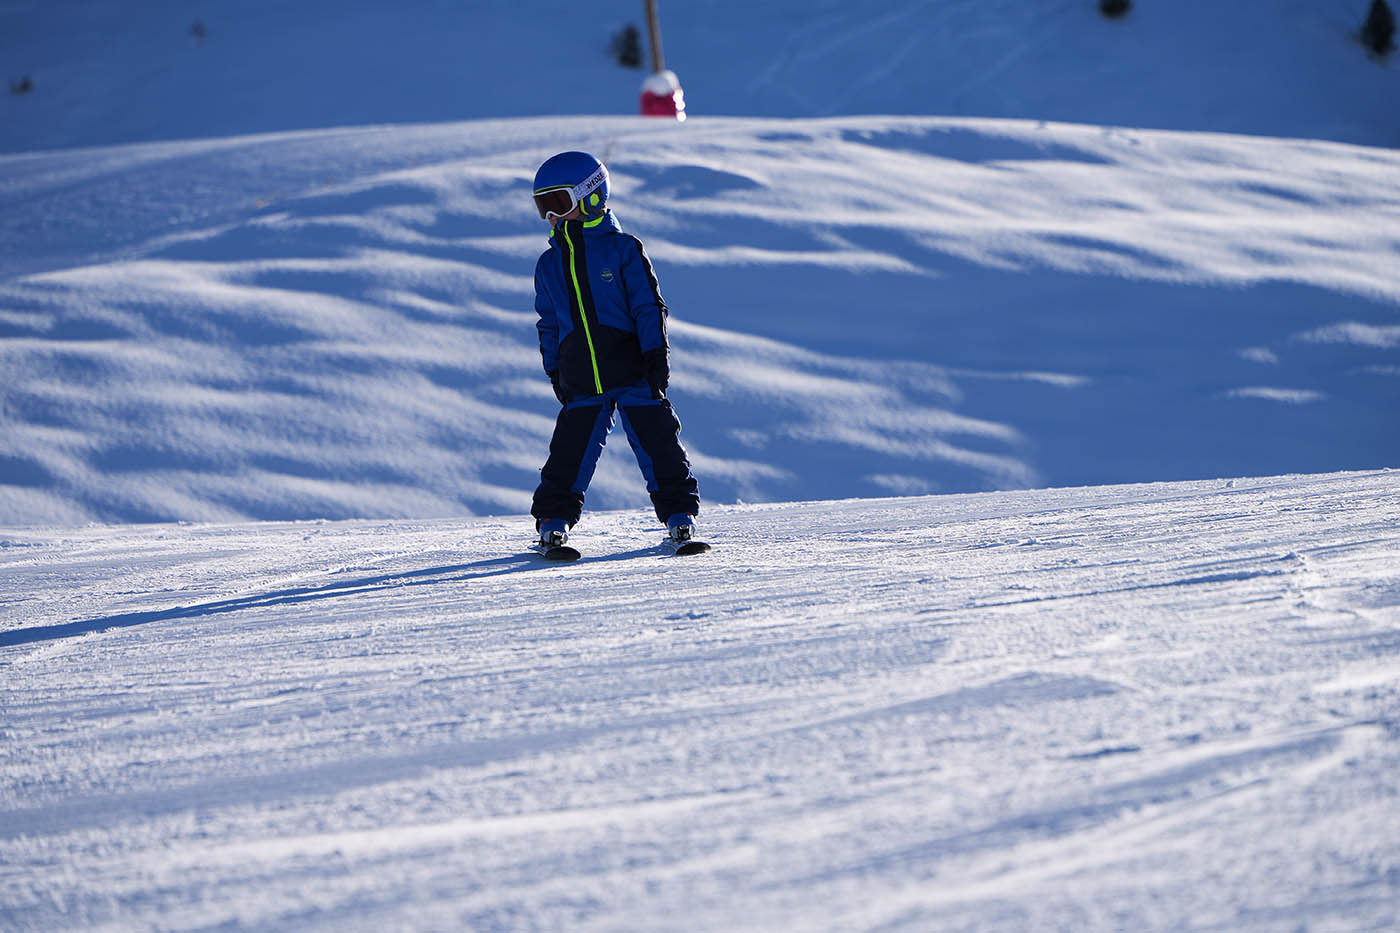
[532,383,699,527]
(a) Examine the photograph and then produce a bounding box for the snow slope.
[2,0,1398,525]
[3,470,1399,929]
[3,115,1398,524]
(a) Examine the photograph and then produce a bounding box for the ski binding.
[534,528,581,562]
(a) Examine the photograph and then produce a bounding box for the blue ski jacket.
[534,211,669,400]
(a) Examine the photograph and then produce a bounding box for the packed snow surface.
[3,470,1399,929]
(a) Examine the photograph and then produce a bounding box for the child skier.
[528,150,701,553]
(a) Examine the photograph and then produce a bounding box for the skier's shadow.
[0,554,547,649]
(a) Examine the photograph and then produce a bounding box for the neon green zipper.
[562,223,604,395]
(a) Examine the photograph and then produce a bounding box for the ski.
[533,542,581,562]
[667,539,712,556]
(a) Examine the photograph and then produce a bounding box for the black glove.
[642,348,669,400]
[548,370,569,405]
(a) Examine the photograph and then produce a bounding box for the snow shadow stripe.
[0,556,542,648]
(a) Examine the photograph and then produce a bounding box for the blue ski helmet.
[532,151,609,221]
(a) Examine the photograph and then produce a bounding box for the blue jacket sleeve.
[534,253,560,374]
[620,235,668,354]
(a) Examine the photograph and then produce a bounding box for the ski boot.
[665,513,711,555]
[535,519,580,562]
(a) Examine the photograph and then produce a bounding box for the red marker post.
[640,0,685,121]
[641,69,685,121]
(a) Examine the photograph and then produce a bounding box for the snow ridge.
[3,117,1399,525]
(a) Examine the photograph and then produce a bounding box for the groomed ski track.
[3,469,1399,930]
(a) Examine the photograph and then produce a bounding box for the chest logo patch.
[600,267,614,283]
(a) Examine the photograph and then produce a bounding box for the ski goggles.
[532,186,578,221]
[532,165,608,221]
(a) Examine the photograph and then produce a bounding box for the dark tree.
[1100,0,1131,18]
[610,24,643,68]
[1362,0,1396,56]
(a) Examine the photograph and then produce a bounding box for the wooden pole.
[644,0,665,73]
